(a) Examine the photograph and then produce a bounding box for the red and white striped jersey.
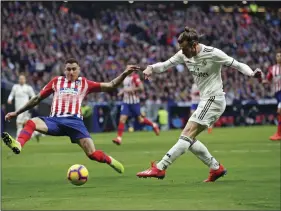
[123,73,141,104]
[40,76,101,119]
[267,64,281,93]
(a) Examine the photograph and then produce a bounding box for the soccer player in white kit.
[8,75,36,138]
[137,27,263,182]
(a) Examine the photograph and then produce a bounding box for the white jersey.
[8,84,35,110]
[191,83,200,104]
[151,44,235,99]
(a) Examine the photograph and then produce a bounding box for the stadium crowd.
[1,1,280,105]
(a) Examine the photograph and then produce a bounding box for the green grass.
[1,126,280,210]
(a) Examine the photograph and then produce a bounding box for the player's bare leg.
[138,116,160,136]
[2,117,48,154]
[137,121,227,182]
[113,115,128,145]
[79,138,124,173]
[270,107,281,141]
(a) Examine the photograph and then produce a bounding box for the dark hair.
[178,27,199,45]
[65,58,79,65]
[276,48,281,54]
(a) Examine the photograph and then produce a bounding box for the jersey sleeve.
[87,79,101,93]
[150,50,184,73]
[40,77,57,98]
[8,85,16,101]
[266,66,273,81]
[212,48,235,67]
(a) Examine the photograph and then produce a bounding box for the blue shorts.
[275,91,281,103]
[191,103,199,111]
[39,116,91,143]
[120,103,141,117]
[275,91,281,108]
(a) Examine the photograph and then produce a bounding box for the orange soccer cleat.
[204,164,227,182]
[137,162,166,179]
[112,137,122,145]
[269,133,281,141]
[208,127,213,134]
[153,124,160,136]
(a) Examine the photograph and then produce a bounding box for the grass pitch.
[1,126,280,210]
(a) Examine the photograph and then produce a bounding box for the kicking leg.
[137,121,226,182]
[113,115,128,145]
[2,117,48,154]
[136,121,204,179]
[78,138,124,173]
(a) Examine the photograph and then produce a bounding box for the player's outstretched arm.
[143,51,184,80]
[5,93,45,121]
[15,94,44,115]
[213,48,263,82]
[100,65,141,92]
[5,77,56,122]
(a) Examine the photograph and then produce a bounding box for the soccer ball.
[67,164,89,186]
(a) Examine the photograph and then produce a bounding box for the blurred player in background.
[137,27,263,182]
[112,72,159,145]
[191,83,213,134]
[263,49,281,141]
[190,83,200,114]
[2,58,140,174]
[7,74,42,141]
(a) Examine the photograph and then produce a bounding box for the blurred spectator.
[157,106,169,131]
[81,101,93,130]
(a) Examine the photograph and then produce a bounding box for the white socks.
[156,136,220,171]
[189,140,220,170]
[156,136,193,170]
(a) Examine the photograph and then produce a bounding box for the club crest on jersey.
[75,80,81,86]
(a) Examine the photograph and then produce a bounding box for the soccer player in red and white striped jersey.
[2,58,141,174]
[263,50,281,141]
[112,73,159,145]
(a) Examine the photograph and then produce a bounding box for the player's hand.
[143,66,153,80]
[5,112,18,122]
[124,65,141,75]
[253,68,264,83]
[7,100,12,105]
[117,89,124,96]
[124,88,135,94]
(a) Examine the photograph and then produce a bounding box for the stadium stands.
[1,1,280,105]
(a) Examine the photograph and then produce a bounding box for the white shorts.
[16,111,31,124]
[278,102,281,109]
[189,96,226,127]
